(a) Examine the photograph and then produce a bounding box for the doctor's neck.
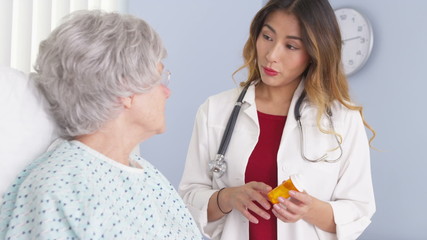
[255,79,300,104]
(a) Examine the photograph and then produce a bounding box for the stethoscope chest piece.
[209,85,249,178]
[208,154,227,177]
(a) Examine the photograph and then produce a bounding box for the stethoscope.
[208,85,343,177]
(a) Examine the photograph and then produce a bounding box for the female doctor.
[179,0,375,239]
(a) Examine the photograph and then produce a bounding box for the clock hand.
[342,36,361,44]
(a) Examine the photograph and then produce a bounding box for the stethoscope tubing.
[210,85,343,176]
[217,85,249,156]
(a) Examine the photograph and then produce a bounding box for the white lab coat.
[179,81,375,240]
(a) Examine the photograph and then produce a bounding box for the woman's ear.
[120,95,134,109]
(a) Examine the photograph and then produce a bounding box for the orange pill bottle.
[267,174,304,204]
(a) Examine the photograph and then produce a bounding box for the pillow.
[0,66,58,196]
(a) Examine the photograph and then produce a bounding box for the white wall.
[329,1,427,239]
[130,1,427,239]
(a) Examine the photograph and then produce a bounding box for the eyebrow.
[263,23,303,41]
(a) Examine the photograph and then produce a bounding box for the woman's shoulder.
[321,101,365,132]
[132,156,176,190]
[0,141,89,226]
[303,100,363,127]
[329,100,363,120]
[37,140,89,176]
[196,86,245,115]
[4,141,90,198]
[204,87,243,105]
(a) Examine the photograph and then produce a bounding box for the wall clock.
[334,8,374,76]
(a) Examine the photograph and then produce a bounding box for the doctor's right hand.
[216,182,272,224]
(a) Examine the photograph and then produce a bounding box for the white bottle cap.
[290,174,305,192]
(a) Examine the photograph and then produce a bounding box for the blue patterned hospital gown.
[0,140,202,239]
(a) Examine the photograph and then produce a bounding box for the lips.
[263,66,278,76]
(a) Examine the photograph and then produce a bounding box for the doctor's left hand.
[272,190,313,223]
[218,182,272,224]
[273,190,337,233]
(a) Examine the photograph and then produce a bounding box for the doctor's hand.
[217,182,272,224]
[272,191,336,233]
[272,190,313,223]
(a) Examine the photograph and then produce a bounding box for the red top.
[245,111,286,240]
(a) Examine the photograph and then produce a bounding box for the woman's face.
[132,63,171,136]
[256,10,310,88]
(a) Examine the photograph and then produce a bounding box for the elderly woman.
[0,10,201,239]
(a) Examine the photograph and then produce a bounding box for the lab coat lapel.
[241,84,259,128]
[277,81,305,180]
[285,80,305,129]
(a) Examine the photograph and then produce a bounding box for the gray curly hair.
[32,10,167,139]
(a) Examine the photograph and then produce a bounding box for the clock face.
[334,8,373,76]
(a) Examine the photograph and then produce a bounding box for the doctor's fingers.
[276,196,310,220]
[247,181,273,210]
[272,205,300,223]
[238,200,271,224]
[233,182,272,210]
[288,190,312,206]
[246,181,273,193]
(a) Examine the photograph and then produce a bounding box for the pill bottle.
[267,174,304,204]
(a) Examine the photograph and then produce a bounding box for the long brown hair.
[235,0,375,143]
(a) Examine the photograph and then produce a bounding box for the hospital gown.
[0,140,202,240]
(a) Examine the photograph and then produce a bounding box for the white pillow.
[0,66,58,196]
